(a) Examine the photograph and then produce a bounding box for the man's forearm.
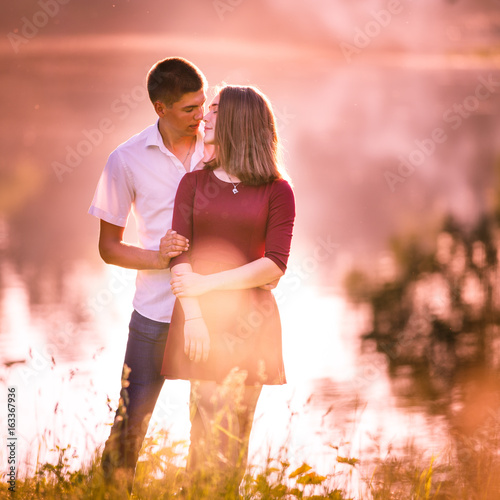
[99,240,167,270]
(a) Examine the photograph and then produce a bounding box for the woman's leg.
[186,379,217,473]
[186,377,262,481]
[235,384,262,475]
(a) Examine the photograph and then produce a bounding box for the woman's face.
[203,93,219,145]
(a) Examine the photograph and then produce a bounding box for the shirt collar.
[145,120,171,154]
[146,120,206,171]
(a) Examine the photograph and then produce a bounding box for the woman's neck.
[213,167,240,183]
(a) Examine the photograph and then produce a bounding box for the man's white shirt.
[89,121,205,322]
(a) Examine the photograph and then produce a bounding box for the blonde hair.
[205,85,289,185]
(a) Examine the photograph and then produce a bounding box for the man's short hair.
[147,57,206,107]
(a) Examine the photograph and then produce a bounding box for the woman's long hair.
[205,85,289,186]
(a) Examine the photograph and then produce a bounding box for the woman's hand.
[184,318,210,362]
[171,271,212,297]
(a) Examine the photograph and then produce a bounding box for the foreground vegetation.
[3,419,500,500]
[2,430,351,500]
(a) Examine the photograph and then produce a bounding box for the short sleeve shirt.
[88,121,205,322]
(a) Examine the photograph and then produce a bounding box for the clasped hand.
[158,229,189,267]
[171,271,211,297]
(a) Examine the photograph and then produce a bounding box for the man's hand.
[158,230,189,268]
[184,317,210,362]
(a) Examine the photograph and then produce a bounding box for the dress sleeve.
[88,149,134,227]
[169,172,197,268]
[265,180,296,273]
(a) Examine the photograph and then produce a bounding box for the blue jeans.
[101,310,169,479]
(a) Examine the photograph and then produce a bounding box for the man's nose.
[194,107,204,121]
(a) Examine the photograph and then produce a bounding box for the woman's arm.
[170,257,283,297]
[171,180,295,298]
[171,262,210,362]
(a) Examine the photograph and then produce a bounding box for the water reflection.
[344,208,500,493]
[1,30,500,495]
[348,212,500,414]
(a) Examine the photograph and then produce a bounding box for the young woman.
[161,85,295,481]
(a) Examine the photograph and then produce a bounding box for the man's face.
[160,89,206,137]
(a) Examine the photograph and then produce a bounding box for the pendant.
[232,187,239,194]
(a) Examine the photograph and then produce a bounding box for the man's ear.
[154,100,167,117]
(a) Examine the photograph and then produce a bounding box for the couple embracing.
[89,57,295,492]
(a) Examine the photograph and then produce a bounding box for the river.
[1,31,499,496]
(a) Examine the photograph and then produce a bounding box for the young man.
[88,57,208,488]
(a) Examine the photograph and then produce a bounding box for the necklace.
[181,137,195,166]
[225,171,241,194]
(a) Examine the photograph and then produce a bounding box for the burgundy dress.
[161,169,295,385]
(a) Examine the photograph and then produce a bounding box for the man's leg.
[101,310,170,488]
